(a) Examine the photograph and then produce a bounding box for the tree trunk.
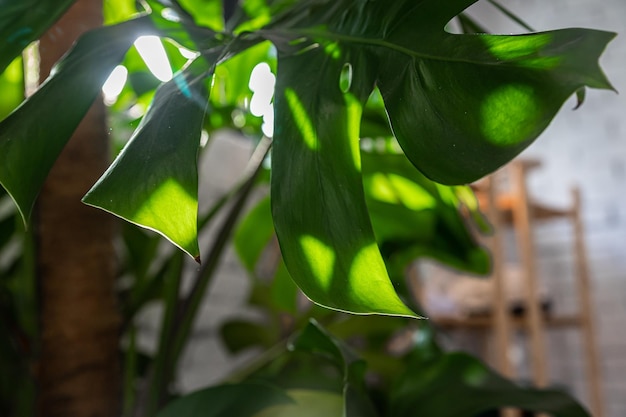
[36,1,120,416]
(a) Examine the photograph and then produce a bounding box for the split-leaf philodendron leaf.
[0,17,155,224]
[0,0,615,318]
[83,59,212,261]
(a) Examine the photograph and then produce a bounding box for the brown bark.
[36,1,120,416]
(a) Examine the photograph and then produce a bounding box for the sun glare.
[248,62,276,137]
[102,65,128,105]
[134,35,173,82]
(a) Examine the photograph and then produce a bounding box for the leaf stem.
[148,136,272,412]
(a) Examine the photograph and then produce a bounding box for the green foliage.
[0,0,75,73]
[0,0,614,317]
[84,59,212,260]
[0,16,157,223]
[0,0,616,416]
[155,383,293,417]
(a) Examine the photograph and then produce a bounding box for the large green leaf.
[271,40,416,318]
[83,59,211,260]
[373,1,615,184]
[389,352,591,417]
[261,0,614,185]
[155,383,292,417]
[0,17,155,223]
[0,0,75,73]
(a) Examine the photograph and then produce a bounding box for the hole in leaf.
[339,63,352,93]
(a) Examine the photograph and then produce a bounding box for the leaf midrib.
[261,28,504,67]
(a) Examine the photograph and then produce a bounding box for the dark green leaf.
[390,352,591,417]
[0,0,74,73]
[375,4,615,184]
[155,383,293,417]
[0,17,155,223]
[291,320,379,417]
[83,59,211,260]
[253,389,343,417]
[221,319,278,353]
[260,0,614,186]
[177,0,224,32]
[234,195,274,272]
[271,43,416,317]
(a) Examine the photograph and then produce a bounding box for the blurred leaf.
[271,41,416,318]
[230,0,299,33]
[0,211,16,252]
[253,389,343,417]
[145,0,223,51]
[104,0,140,25]
[212,41,274,108]
[221,320,278,354]
[0,0,74,73]
[84,59,211,260]
[119,223,162,285]
[0,16,155,224]
[177,0,224,32]
[291,320,379,417]
[0,57,23,121]
[270,259,298,313]
[389,352,591,417]
[156,383,293,417]
[362,152,489,275]
[234,195,274,271]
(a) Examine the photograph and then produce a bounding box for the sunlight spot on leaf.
[134,35,173,82]
[344,93,362,169]
[324,41,342,60]
[349,243,396,306]
[483,34,561,69]
[102,65,128,105]
[132,178,197,253]
[366,173,436,210]
[285,88,318,150]
[300,235,335,290]
[480,84,538,146]
[365,173,400,204]
[484,34,550,60]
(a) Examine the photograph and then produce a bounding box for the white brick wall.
[468,2,626,415]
